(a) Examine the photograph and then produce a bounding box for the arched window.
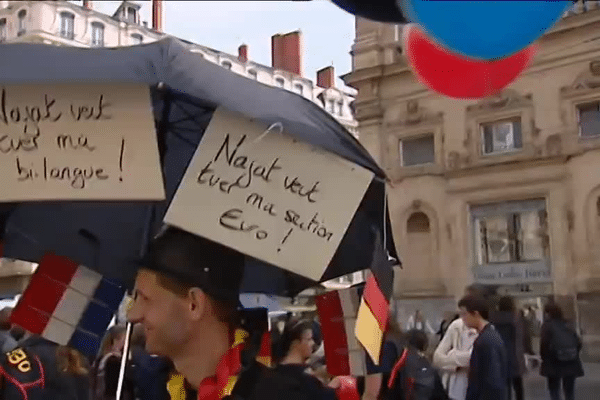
[407,212,430,233]
[0,19,7,43]
[293,83,303,95]
[17,9,26,36]
[131,33,143,45]
[275,77,285,88]
[60,12,75,40]
[221,60,232,70]
[248,69,258,80]
[91,22,104,47]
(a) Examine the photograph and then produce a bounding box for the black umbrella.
[0,38,398,296]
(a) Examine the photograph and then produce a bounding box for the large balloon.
[401,0,569,59]
[404,25,536,99]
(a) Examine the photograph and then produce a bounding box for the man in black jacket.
[459,295,508,400]
[127,227,313,400]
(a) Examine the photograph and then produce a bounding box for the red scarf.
[196,329,247,400]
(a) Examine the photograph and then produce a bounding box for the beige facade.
[345,2,600,359]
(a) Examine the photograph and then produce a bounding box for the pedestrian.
[91,325,135,400]
[433,286,481,400]
[274,319,336,400]
[406,310,435,335]
[127,226,314,400]
[458,294,508,400]
[539,302,584,400]
[386,329,448,400]
[490,296,527,400]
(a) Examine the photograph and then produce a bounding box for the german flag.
[355,230,394,365]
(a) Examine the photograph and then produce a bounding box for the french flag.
[10,253,126,357]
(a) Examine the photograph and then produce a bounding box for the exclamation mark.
[277,228,293,253]
[119,138,125,182]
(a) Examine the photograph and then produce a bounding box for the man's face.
[459,307,478,330]
[127,269,193,358]
[298,329,315,360]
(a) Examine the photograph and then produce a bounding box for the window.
[0,19,6,43]
[17,9,26,36]
[248,69,257,80]
[91,22,104,47]
[481,118,522,154]
[328,99,335,113]
[473,200,548,265]
[293,83,303,95]
[407,212,430,233]
[131,34,143,45]
[577,102,600,138]
[221,61,232,70]
[337,101,344,116]
[127,6,137,24]
[399,134,435,167]
[59,12,75,40]
[275,77,285,88]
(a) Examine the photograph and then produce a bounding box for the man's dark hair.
[406,329,428,352]
[498,296,516,312]
[544,302,564,321]
[458,294,489,320]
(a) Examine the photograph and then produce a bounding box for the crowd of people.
[0,228,587,400]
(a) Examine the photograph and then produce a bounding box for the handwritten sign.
[0,84,164,201]
[164,108,373,280]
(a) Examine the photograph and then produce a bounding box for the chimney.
[82,0,93,10]
[271,30,303,76]
[152,0,163,32]
[316,66,335,89]
[238,44,248,63]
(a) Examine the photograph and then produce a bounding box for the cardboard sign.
[0,84,164,201]
[164,108,373,280]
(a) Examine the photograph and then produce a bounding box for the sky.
[81,1,356,88]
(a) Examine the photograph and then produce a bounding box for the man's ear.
[187,288,207,321]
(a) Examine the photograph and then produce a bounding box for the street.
[523,363,600,400]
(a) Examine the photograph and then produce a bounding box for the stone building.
[344,0,600,359]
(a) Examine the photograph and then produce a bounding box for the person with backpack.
[386,329,448,400]
[540,302,584,400]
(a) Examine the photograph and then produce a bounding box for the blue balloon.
[401,0,570,60]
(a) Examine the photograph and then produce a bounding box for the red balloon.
[403,24,536,99]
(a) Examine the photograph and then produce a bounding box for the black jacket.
[540,319,584,378]
[465,324,508,400]
[1,339,89,400]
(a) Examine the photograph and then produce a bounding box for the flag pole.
[116,321,134,400]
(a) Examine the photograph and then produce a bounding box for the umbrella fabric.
[0,38,398,296]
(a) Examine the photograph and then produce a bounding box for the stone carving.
[546,134,563,156]
[411,199,422,210]
[447,151,461,170]
[385,100,443,127]
[562,61,600,93]
[466,89,532,114]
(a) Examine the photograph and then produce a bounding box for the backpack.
[549,322,579,362]
[0,347,46,400]
[387,348,447,400]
